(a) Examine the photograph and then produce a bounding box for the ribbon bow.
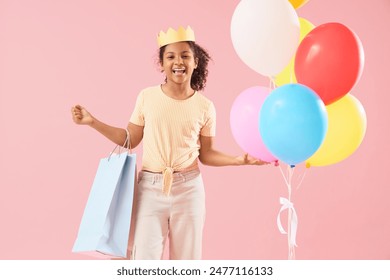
[277,197,298,248]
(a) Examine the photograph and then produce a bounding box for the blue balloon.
[259,84,328,165]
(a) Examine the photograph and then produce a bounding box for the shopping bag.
[72,132,136,259]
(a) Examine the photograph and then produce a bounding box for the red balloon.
[295,22,364,105]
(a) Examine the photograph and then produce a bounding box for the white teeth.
[173,69,185,74]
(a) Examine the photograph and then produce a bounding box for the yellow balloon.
[289,0,310,9]
[274,18,315,86]
[306,94,367,167]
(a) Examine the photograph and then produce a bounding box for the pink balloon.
[230,86,277,162]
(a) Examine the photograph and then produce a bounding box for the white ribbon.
[277,197,298,248]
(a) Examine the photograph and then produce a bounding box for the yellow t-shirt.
[129,85,216,194]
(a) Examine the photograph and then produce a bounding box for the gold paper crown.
[157,26,195,47]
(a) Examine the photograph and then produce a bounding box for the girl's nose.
[175,56,183,64]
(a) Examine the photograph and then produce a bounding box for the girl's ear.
[195,57,199,69]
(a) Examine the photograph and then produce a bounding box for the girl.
[71,26,268,260]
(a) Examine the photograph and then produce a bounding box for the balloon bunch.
[229,0,366,259]
[230,0,366,169]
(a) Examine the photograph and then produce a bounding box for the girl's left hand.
[240,153,270,166]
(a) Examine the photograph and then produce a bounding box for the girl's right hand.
[71,105,94,125]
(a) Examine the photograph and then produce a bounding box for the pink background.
[1,0,389,260]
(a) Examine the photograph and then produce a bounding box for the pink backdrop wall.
[1,0,389,259]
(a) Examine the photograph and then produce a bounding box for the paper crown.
[157,26,195,47]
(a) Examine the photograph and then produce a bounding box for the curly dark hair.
[158,41,211,91]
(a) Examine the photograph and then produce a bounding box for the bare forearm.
[199,149,241,166]
[198,135,269,167]
[89,117,127,146]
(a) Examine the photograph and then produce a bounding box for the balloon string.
[296,168,307,190]
[288,165,296,260]
[280,164,307,191]
[288,165,294,195]
[278,164,297,260]
[278,164,289,188]
[269,76,276,89]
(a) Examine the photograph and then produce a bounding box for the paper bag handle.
[108,129,132,159]
[123,128,131,151]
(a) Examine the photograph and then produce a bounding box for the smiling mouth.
[173,68,186,74]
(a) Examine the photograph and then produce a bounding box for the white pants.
[130,169,205,260]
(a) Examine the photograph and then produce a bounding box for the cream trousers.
[130,169,205,260]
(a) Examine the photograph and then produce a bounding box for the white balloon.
[231,0,300,77]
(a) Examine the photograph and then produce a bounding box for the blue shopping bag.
[72,149,136,258]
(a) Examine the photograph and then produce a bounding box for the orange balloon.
[289,0,310,9]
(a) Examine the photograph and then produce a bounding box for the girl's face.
[160,42,198,87]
